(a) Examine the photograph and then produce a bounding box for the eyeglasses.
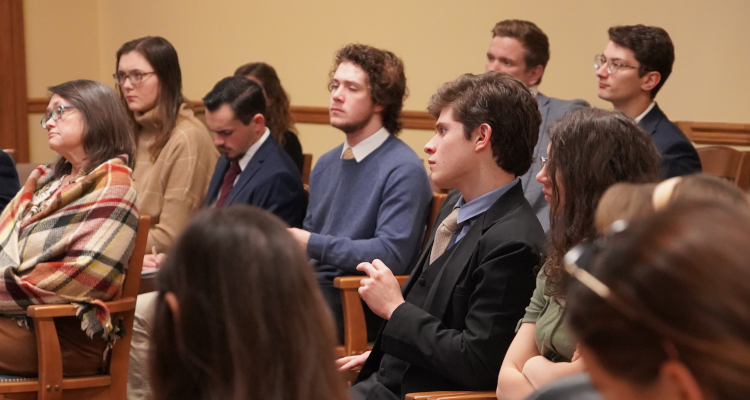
[40,106,77,128]
[593,54,637,75]
[113,71,156,86]
[540,156,548,168]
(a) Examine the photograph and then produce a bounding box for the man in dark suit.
[202,77,306,227]
[596,24,701,178]
[0,149,20,212]
[339,72,546,400]
[486,20,589,231]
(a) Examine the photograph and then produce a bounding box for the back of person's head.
[544,108,661,298]
[568,201,750,400]
[203,77,266,125]
[150,206,347,400]
[234,62,296,144]
[427,71,541,177]
[596,174,750,233]
[608,25,674,99]
[116,36,184,159]
[48,79,135,177]
[329,43,407,135]
[491,19,550,84]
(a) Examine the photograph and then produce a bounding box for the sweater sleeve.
[306,161,431,275]
[147,124,218,251]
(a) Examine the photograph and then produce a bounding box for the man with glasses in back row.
[595,25,701,178]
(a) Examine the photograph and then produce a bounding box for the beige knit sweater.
[132,104,219,252]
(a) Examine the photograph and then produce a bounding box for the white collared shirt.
[634,102,656,123]
[528,85,539,97]
[340,127,390,162]
[235,127,271,183]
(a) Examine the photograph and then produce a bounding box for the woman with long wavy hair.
[496,108,661,400]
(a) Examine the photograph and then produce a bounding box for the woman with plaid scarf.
[0,80,139,376]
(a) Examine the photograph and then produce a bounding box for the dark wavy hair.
[149,206,347,400]
[116,36,184,161]
[608,25,675,99]
[569,201,750,399]
[427,71,541,176]
[329,43,407,135]
[48,80,136,178]
[234,62,297,146]
[543,108,660,299]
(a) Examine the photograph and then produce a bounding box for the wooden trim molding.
[29,98,436,131]
[675,121,750,147]
[1,0,29,162]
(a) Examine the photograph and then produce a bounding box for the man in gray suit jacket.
[486,20,589,231]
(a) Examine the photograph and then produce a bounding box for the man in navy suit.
[596,25,701,178]
[486,20,589,231]
[0,149,20,213]
[202,77,306,227]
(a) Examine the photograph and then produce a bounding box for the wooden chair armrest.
[432,392,497,399]
[334,275,410,289]
[27,298,137,318]
[405,392,471,400]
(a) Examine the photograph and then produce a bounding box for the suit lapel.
[638,103,663,136]
[205,156,228,206]
[422,182,525,316]
[226,137,274,205]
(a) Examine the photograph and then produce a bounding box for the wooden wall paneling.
[0,0,30,162]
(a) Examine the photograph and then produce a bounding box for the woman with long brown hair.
[150,206,348,400]
[115,36,218,253]
[234,62,304,172]
[568,200,750,400]
[496,108,661,399]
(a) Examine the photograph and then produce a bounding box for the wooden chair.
[405,392,496,399]
[695,146,750,191]
[333,192,449,358]
[0,215,150,400]
[301,153,313,185]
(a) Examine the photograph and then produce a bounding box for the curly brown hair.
[543,108,661,299]
[234,62,297,146]
[329,43,407,135]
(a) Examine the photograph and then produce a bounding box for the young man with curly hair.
[288,44,431,341]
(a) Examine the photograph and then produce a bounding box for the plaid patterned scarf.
[0,156,139,341]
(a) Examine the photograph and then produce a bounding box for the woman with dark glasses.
[568,200,750,400]
[496,108,661,400]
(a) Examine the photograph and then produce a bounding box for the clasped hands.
[522,346,585,389]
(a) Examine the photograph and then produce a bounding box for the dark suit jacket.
[0,150,20,213]
[204,136,306,227]
[354,182,545,399]
[638,103,702,178]
[521,93,589,232]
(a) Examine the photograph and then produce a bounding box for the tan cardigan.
[132,104,219,251]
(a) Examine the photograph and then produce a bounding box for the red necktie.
[215,160,241,208]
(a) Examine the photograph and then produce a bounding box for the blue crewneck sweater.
[305,135,432,281]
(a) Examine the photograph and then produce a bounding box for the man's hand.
[143,253,167,271]
[336,351,371,371]
[357,259,405,320]
[287,227,311,251]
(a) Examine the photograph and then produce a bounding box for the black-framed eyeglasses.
[113,71,156,86]
[540,156,548,168]
[40,106,77,128]
[593,54,637,75]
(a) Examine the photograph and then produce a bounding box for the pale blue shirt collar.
[634,101,656,123]
[238,128,271,172]
[449,178,519,246]
[340,127,390,162]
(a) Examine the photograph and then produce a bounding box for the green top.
[518,269,576,362]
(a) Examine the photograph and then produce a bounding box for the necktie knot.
[430,208,462,264]
[342,148,355,160]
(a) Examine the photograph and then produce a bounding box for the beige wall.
[24,0,750,164]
